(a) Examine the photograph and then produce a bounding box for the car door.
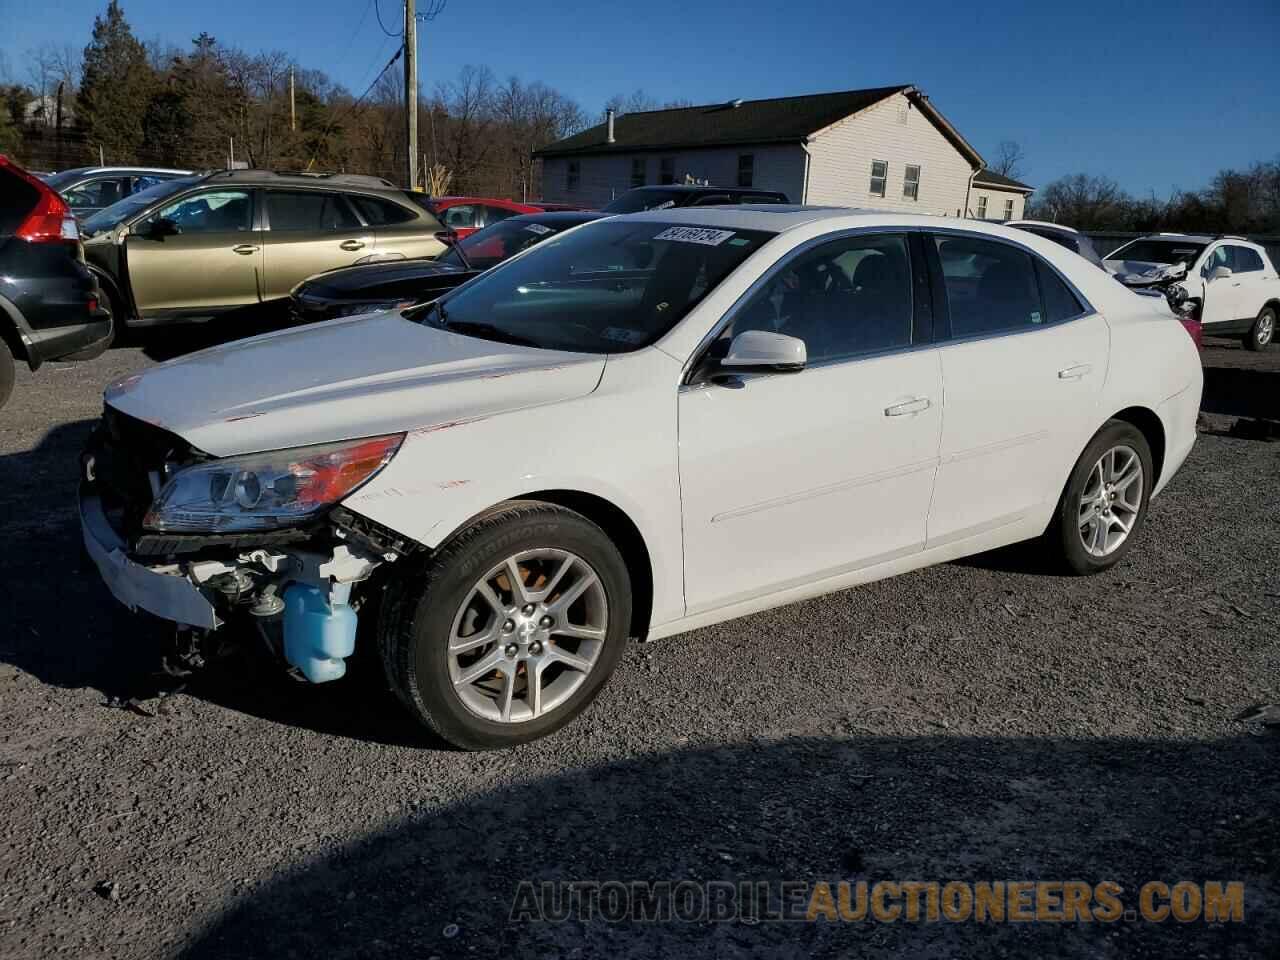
[1227,246,1269,320]
[1197,245,1245,330]
[678,232,942,614]
[124,188,260,316]
[349,192,445,260]
[925,232,1108,548]
[260,190,374,299]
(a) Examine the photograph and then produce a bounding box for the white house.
[970,168,1034,221]
[534,85,1031,217]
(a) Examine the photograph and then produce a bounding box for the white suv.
[1105,233,1280,349]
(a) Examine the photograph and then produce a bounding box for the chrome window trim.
[681,225,921,385]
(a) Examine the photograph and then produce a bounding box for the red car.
[412,196,544,239]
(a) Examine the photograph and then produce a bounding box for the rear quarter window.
[350,195,418,226]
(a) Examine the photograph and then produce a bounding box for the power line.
[374,0,402,37]
[306,45,404,171]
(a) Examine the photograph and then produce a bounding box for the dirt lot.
[1,331,1278,959]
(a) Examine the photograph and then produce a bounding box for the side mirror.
[434,229,459,247]
[1208,265,1232,282]
[146,217,180,239]
[720,330,807,373]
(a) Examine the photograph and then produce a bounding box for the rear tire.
[0,337,14,410]
[379,501,632,750]
[1045,420,1153,575]
[1244,306,1275,351]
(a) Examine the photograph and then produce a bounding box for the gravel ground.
[1,331,1278,959]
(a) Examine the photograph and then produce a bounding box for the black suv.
[602,184,788,214]
[0,156,112,409]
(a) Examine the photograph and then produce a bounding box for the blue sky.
[2,0,1277,195]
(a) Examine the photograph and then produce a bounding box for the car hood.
[1105,259,1185,285]
[104,312,606,457]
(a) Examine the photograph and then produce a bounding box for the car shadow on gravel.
[1201,363,1280,424]
[179,733,1280,960]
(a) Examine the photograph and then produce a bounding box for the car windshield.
[81,176,201,237]
[602,190,692,214]
[439,218,578,271]
[411,220,774,353]
[1109,239,1206,266]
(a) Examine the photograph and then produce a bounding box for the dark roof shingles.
[973,168,1033,191]
[535,86,910,157]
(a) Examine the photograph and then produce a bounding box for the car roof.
[506,211,607,225]
[201,169,399,189]
[1006,219,1080,234]
[625,184,784,195]
[1131,232,1216,244]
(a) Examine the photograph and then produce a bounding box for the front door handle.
[340,239,366,251]
[232,244,258,255]
[1058,363,1092,380]
[884,397,931,417]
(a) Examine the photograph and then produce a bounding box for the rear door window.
[63,177,129,210]
[1035,260,1086,322]
[933,236,1043,337]
[482,204,517,226]
[266,191,361,232]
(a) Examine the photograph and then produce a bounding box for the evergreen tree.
[78,1,154,161]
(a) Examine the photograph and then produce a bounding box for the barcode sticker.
[525,223,553,235]
[652,226,735,246]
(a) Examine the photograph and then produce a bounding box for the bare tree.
[993,140,1025,178]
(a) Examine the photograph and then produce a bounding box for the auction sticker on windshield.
[524,223,553,235]
[653,226,736,246]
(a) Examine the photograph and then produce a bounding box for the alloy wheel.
[1257,311,1275,345]
[447,549,608,723]
[1078,444,1144,558]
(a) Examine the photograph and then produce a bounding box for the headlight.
[335,300,418,318]
[143,434,404,533]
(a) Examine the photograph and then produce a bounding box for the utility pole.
[401,0,417,192]
[404,0,418,191]
[289,67,296,132]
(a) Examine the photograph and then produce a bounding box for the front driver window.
[443,205,477,229]
[1202,246,1232,277]
[155,191,253,233]
[719,234,913,364]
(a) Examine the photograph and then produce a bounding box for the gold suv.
[81,170,446,331]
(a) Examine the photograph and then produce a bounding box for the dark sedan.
[289,210,605,323]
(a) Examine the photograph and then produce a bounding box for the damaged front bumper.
[80,489,222,630]
[79,486,406,682]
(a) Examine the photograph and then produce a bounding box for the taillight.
[0,155,79,244]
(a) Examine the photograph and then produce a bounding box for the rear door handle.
[1058,363,1092,380]
[884,397,931,417]
[340,239,366,251]
[232,244,258,255]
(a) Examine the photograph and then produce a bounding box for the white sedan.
[81,207,1202,749]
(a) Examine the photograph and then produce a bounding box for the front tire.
[1046,420,1153,575]
[1244,306,1275,351]
[379,501,632,749]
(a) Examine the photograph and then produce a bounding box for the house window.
[869,159,887,198]
[1003,198,1014,220]
[903,164,921,201]
[631,158,645,188]
[659,157,675,185]
[976,196,988,219]
[567,161,580,192]
[737,153,754,188]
